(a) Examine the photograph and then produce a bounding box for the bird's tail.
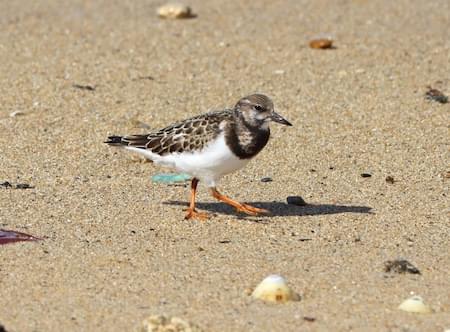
[104,135,125,146]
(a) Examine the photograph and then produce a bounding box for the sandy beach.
[1,0,449,331]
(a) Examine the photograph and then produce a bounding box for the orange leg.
[210,187,269,216]
[184,178,209,220]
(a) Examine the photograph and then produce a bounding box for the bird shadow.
[164,200,373,218]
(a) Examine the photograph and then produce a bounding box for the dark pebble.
[287,196,307,206]
[72,84,96,91]
[303,316,316,322]
[0,181,12,188]
[0,324,7,332]
[384,259,421,275]
[137,75,155,81]
[260,177,273,183]
[1,182,33,189]
[361,173,372,178]
[15,183,33,189]
[385,176,395,184]
[425,87,448,104]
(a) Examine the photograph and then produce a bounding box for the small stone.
[0,324,7,332]
[398,296,431,313]
[303,316,316,322]
[287,196,307,206]
[309,38,333,49]
[260,177,273,183]
[385,176,395,184]
[384,259,421,274]
[157,3,195,19]
[361,173,372,178]
[72,84,95,91]
[274,69,285,75]
[0,182,12,188]
[15,183,33,189]
[141,314,203,332]
[425,87,448,104]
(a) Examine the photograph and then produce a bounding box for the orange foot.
[236,203,270,216]
[184,209,209,220]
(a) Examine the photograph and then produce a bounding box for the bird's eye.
[254,105,264,112]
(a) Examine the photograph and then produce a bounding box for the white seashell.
[398,295,432,313]
[157,3,194,19]
[141,314,203,332]
[251,275,300,303]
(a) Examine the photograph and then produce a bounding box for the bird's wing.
[117,109,233,156]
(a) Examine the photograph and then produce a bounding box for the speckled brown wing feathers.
[119,110,234,155]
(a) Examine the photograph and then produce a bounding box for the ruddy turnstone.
[105,94,292,220]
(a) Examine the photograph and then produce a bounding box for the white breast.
[156,133,250,187]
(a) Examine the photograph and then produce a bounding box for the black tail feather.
[105,135,124,146]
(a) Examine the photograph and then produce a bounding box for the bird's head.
[235,94,292,129]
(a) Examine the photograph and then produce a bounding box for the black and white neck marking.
[224,115,270,159]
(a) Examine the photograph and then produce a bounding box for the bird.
[105,94,292,220]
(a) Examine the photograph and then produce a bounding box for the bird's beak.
[270,111,292,126]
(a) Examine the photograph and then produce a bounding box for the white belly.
[157,133,250,186]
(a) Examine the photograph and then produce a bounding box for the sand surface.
[0,0,449,331]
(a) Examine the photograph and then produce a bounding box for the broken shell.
[309,38,333,49]
[398,296,431,313]
[141,314,204,332]
[251,275,300,303]
[10,110,26,117]
[157,3,194,19]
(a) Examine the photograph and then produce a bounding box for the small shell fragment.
[151,173,191,183]
[157,3,194,19]
[10,111,26,117]
[309,38,333,49]
[398,296,432,313]
[251,275,300,303]
[141,314,204,332]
